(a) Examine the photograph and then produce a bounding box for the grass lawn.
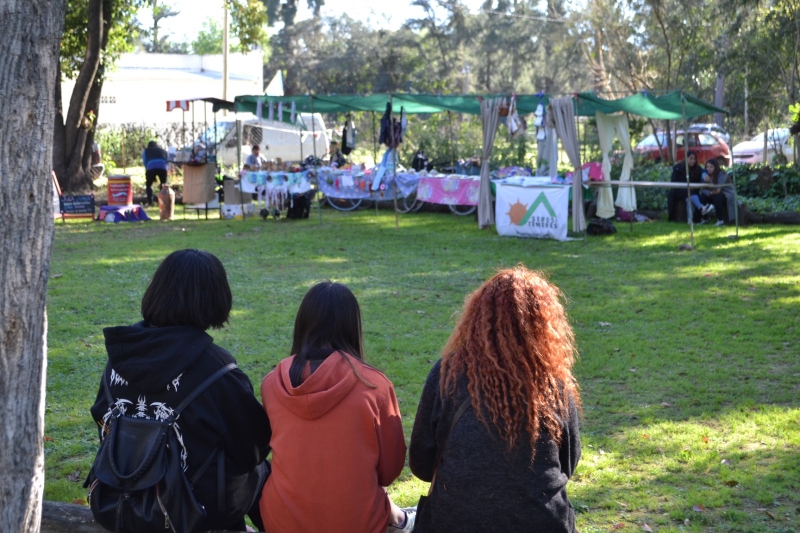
[45,207,800,532]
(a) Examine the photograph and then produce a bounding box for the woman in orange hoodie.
[259,281,414,533]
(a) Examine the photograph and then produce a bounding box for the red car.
[635,131,732,166]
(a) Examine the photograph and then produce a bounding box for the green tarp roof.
[234,91,727,121]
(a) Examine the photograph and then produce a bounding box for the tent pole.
[390,95,399,229]
[372,111,378,166]
[448,110,456,170]
[683,94,695,250]
[310,94,321,226]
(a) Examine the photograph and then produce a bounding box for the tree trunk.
[64,0,102,160]
[0,1,64,532]
[58,0,113,193]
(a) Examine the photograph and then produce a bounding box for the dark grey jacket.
[409,360,581,533]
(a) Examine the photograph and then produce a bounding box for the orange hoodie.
[260,353,406,533]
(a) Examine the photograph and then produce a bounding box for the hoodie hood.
[103,321,213,394]
[271,353,360,420]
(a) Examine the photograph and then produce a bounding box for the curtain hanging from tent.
[596,111,637,214]
[550,97,586,233]
[595,112,619,218]
[479,98,502,228]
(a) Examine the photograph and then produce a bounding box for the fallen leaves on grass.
[693,504,706,512]
[66,470,81,482]
[642,522,653,532]
[599,321,612,327]
[684,519,690,526]
[660,402,672,407]
[44,436,53,442]
[629,368,637,372]
[51,273,63,279]
[612,523,625,530]
[725,480,739,487]
[765,511,776,520]
[702,436,709,443]
[756,507,768,512]
[642,434,650,439]
[657,447,664,454]
[720,459,731,465]
[616,501,628,507]
[72,498,87,505]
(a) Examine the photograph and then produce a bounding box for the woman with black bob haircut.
[89,249,271,531]
[259,281,414,533]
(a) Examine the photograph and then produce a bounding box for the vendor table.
[316,168,400,200]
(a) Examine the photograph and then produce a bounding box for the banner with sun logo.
[496,184,570,240]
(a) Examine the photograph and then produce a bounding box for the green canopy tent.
[232,91,726,233]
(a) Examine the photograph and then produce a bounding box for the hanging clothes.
[507,96,526,139]
[341,114,356,155]
[379,103,392,146]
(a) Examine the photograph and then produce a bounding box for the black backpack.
[85,363,237,533]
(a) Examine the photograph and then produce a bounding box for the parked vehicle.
[731,128,794,164]
[688,123,731,145]
[197,113,330,168]
[635,131,732,166]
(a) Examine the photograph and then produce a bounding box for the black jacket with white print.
[90,321,271,530]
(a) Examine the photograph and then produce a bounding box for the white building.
[61,51,264,125]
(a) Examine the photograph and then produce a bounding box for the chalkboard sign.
[59,194,95,216]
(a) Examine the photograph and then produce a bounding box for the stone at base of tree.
[41,500,238,533]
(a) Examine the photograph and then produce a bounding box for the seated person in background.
[244,144,266,171]
[328,141,347,168]
[142,140,169,207]
[667,151,703,223]
[700,158,736,226]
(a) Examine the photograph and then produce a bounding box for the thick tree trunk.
[64,0,102,160]
[0,1,64,532]
[58,0,111,192]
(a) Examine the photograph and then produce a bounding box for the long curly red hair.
[441,267,580,456]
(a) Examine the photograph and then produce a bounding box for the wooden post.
[682,95,694,250]
[121,128,126,174]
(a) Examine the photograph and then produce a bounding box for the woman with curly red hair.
[409,267,582,533]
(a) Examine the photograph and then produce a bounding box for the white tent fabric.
[549,97,586,233]
[478,98,502,228]
[594,112,617,218]
[596,112,637,213]
[536,112,558,179]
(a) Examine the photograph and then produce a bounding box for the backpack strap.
[174,363,238,416]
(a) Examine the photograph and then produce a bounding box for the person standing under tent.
[142,140,169,207]
[244,144,266,171]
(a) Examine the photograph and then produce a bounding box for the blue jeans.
[686,195,703,222]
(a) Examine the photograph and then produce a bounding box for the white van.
[200,113,330,168]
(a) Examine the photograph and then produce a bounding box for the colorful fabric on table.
[416,176,481,206]
[97,205,150,223]
[317,169,398,200]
